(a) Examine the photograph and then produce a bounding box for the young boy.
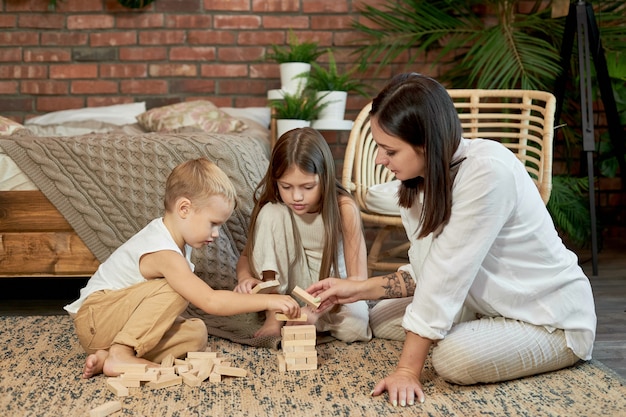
[64,157,300,379]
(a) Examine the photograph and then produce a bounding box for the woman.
[308,73,596,407]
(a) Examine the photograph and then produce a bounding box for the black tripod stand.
[553,1,625,276]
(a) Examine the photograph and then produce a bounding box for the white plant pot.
[280,62,310,95]
[276,119,311,139]
[316,90,348,120]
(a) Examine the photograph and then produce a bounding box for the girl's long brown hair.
[370,73,462,238]
[245,127,351,280]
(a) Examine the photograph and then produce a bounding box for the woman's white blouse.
[400,138,596,360]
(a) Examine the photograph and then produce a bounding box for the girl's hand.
[234,277,262,293]
[306,278,363,313]
[267,294,300,318]
[371,367,425,407]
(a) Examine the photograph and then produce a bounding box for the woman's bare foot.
[101,344,158,377]
[82,349,108,379]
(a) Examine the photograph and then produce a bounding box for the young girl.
[64,158,300,379]
[234,128,372,342]
[309,74,596,406]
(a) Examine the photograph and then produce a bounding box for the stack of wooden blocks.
[277,324,317,372]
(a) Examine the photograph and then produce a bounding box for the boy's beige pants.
[72,279,207,363]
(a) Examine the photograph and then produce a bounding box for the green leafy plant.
[547,175,592,247]
[264,30,325,64]
[351,0,626,247]
[304,49,370,96]
[269,91,327,121]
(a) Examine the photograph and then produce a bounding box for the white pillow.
[26,102,146,126]
[221,107,271,128]
[364,179,401,216]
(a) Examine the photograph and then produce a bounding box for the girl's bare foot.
[82,349,108,379]
[254,315,283,338]
[102,344,158,377]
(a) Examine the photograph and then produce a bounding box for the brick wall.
[0,0,623,239]
[0,0,403,122]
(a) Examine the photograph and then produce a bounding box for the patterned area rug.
[1,315,624,417]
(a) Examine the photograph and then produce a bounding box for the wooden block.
[281,324,316,334]
[282,339,316,348]
[159,366,176,374]
[161,354,175,368]
[251,279,280,294]
[181,372,202,387]
[89,400,122,417]
[174,358,187,365]
[115,376,141,387]
[275,312,308,322]
[213,365,247,378]
[106,378,129,397]
[175,364,190,374]
[277,353,286,373]
[109,363,148,374]
[146,373,182,389]
[282,350,317,360]
[196,363,214,382]
[291,286,321,308]
[187,351,218,359]
[209,372,222,383]
[282,344,316,353]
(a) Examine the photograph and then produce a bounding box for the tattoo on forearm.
[380,271,416,299]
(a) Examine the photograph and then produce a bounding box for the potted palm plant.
[269,91,327,138]
[265,30,325,95]
[351,0,626,248]
[304,50,370,122]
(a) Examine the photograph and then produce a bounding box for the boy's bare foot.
[101,344,158,377]
[82,349,108,379]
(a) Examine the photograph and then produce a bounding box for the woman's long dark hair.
[245,127,351,280]
[370,73,462,238]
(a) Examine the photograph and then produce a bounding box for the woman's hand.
[306,278,364,313]
[234,277,262,294]
[371,366,425,407]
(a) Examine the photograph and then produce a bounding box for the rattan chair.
[343,89,556,274]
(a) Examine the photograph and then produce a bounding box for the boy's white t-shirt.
[64,218,194,315]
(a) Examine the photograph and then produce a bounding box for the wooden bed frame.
[0,190,99,278]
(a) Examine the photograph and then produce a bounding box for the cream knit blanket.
[1,130,282,347]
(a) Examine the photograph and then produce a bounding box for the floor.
[1,238,624,380]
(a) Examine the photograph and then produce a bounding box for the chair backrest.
[342,89,556,209]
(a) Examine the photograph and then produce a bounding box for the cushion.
[23,120,147,137]
[25,102,146,126]
[364,179,402,216]
[0,116,25,136]
[137,100,248,133]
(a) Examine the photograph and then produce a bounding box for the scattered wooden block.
[145,373,182,389]
[291,286,321,308]
[187,351,218,359]
[181,372,202,387]
[106,378,129,397]
[89,400,122,417]
[251,279,280,294]
[174,364,190,374]
[209,372,222,383]
[275,312,308,322]
[213,365,247,378]
[115,376,141,387]
[160,354,175,368]
[277,353,286,373]
[109,363,148,374]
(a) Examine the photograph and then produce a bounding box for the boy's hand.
[267,294,300,318]
[234,277,262,293]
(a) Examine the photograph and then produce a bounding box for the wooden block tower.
[278,324,317,371]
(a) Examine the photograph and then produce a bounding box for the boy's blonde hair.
[164,157,237,212]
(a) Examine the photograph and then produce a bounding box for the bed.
[0,101,272,279]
